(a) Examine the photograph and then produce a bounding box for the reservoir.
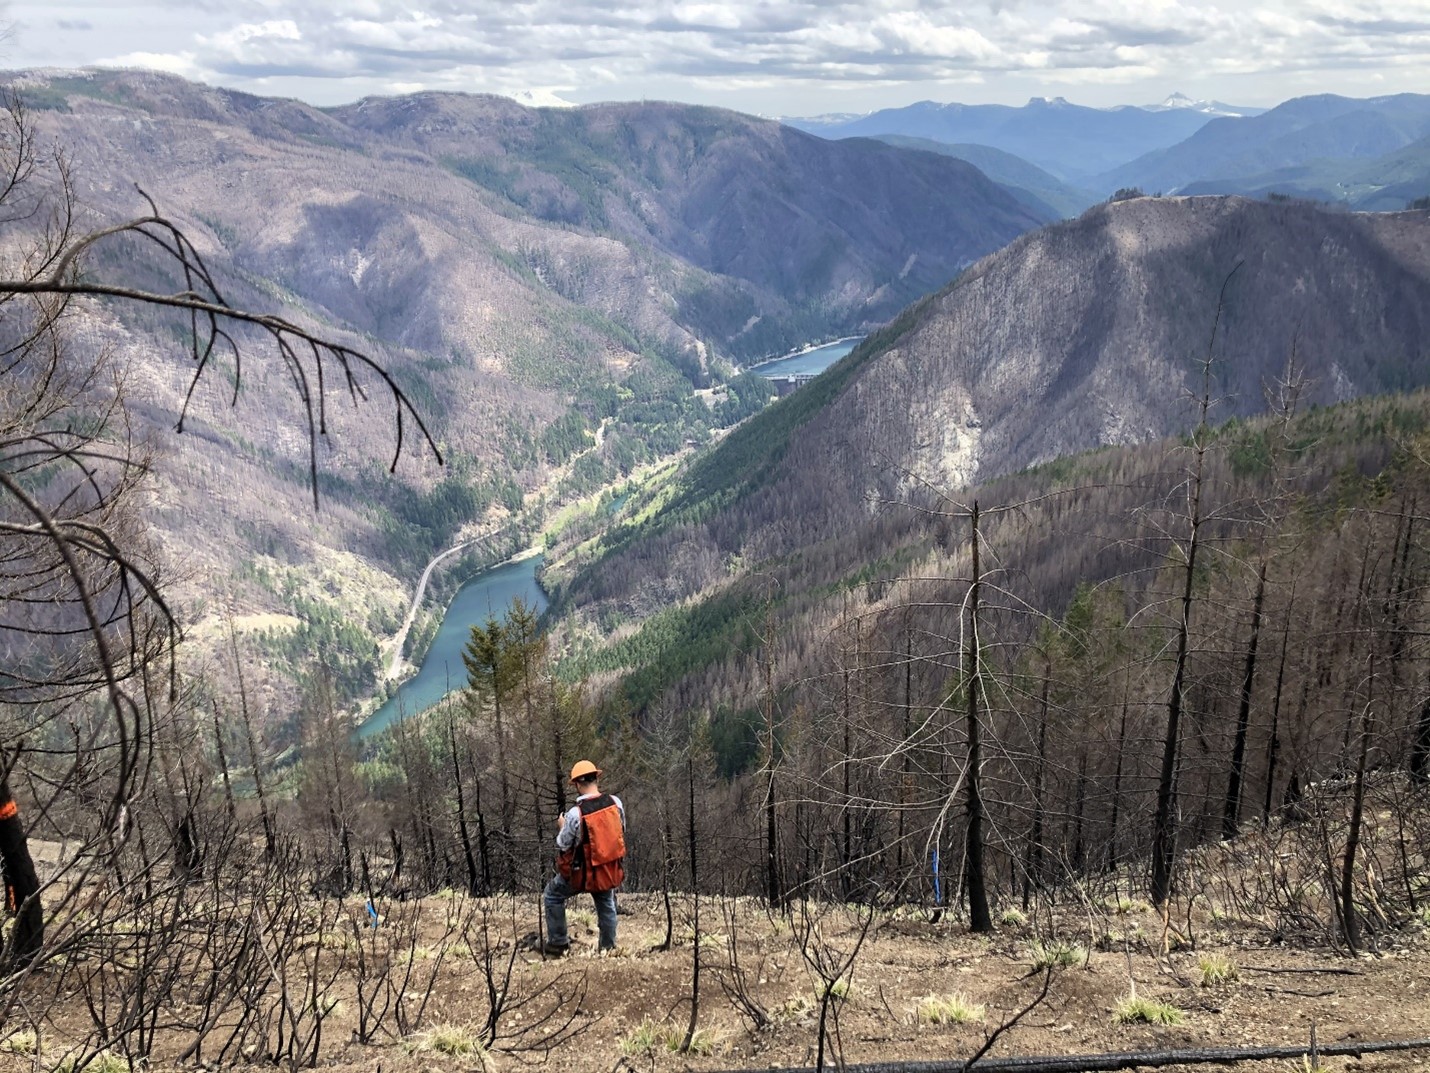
[747,336,861,381]
[358,553,547,739]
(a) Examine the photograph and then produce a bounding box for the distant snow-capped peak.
[1148,92,1254,117]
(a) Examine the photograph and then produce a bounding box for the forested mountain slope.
[871,135,1100,218]
[555,196,1430,624]
[1096,93,1430,199]
[552,378,1430,931]
[328,93,1045,354]
[1180,134,1430,211]
[10,68,1044,719]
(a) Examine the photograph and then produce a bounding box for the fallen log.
[719,1035,1430,1073]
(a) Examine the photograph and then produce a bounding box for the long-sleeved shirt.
[556,791,626,852]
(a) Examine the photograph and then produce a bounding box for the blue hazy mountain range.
[788,93,1430,210]
[784,94,1263,182]
[869,136,1100,218]
[1097,93,1430,208]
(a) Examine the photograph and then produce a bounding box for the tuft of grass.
[568,908,597,929]
[1,1031,37,1055]
[1114,993,1185,1025]
[1029,940,1085,970]
[776,995,815,1021]
[619,1020,664,1056]
[681,1028,718,1056]
[1105,896,1152,914]
[1198,953,1239,985]
[998,907,1028,926]
[619,1019,715,1056]
[419,1023,485,1057]
[318,930,359,953]
[917,993,985,1025]
[52,1052,128,1073]
[676,925,728,948]
[816,977,852,1002]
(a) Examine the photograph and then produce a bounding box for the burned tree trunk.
[965,501,992,933]
[449,716,480,896]
[1224,560,1267,839]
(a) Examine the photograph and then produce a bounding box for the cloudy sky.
[7,1,1430,114]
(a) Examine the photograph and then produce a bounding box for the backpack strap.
[578,794,614,818]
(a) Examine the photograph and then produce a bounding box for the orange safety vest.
[558,794,625,893]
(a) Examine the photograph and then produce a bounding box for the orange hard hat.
[569,760,602,783]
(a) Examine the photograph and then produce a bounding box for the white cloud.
[9,0,1430,111]
[205,18,303,47]
[669,3,744,30]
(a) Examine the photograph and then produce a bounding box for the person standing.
[544,760,625,956]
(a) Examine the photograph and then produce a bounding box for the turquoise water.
[358,554,547,739]
[748,337,861,380]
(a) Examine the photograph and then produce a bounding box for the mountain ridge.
[783,96,1240,180]
[558,195,1430,623]
[1095,92,1430,198]
[11,66,1047,721]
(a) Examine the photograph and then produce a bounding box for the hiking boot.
[542,942,570,958]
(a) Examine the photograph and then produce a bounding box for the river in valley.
[358,553,547,739]
[356,337,861,740]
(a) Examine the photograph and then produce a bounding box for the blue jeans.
[543,873,617,950]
